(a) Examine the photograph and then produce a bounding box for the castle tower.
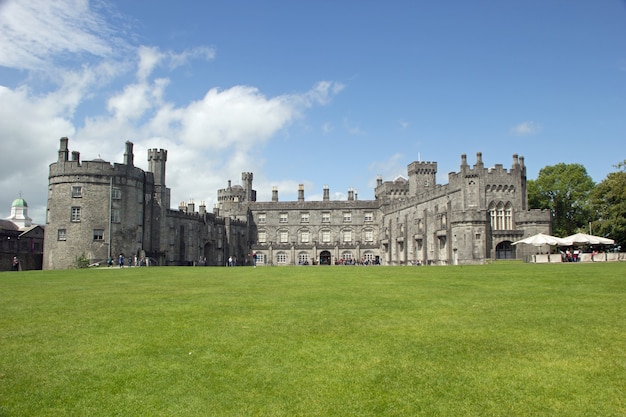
[242,172,255,202]
[408,161,437,196]
[148,149,167,186]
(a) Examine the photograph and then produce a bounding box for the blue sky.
[1,0,625,224]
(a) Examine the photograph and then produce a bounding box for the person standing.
[118,253,124,268]
[12,256,20,271]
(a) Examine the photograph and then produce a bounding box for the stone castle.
[43,137,551,269]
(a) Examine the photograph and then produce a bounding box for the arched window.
[276,252,287,264]
[504,202,513,230]
[490,201,514,230]
[298,252,309,265]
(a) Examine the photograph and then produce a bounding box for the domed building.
[1,196,44,271]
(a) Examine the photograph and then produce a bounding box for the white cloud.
[510,121,541,136]
[0,0,120,70]
[0,1,343,224]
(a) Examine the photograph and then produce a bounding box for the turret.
[58,137,69,162]
[148,148,167,186]
[124,141,134,166]
[474,152,484,169]
[242,172,255,202]
[408,160,437,196]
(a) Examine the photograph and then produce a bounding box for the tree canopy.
[527,163,595,237]
[589,160,626,247]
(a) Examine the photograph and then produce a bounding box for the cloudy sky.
[1,0,625,224]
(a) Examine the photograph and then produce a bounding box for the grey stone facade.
[43,138,550,269]
[43,138,247,269]
[218,152,551,266]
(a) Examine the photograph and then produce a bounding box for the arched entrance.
[496,241,514,259]
[319,250,331,265]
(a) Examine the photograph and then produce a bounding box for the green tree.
[589,160,626,247]
[527,163,595,237]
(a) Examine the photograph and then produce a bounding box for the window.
[71,207,81,222]
[504,203,513,230]
[58,229,67,241]
[72,186,82,198]
[343,230,352,243]
[93,229,104,241]
[258,213,266,224]
[279,230,289,243]
[258,231,267,243]
[343,212,352,222]
[364,211,373,222]
[111,208,120,223]
[301,230,310,243]
[298,253,309,265]
[279,213,288,223]
[276,252,287,264]
[111,188,121,200]
[321,230,331,243]
[364,229,374,242]
[300,212,309,223]
[490,202,513,230]
[322,212,330,223]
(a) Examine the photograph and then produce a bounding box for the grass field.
[1,262,625,416]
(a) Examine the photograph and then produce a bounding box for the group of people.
[106,253,147,267]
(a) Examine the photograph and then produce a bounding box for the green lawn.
[1,263,625,416]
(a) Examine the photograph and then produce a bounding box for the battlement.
[407,161,438,175]
[148,148,167,161]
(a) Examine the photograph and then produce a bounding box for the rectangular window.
[322,212,330,223]
[277,253,287,264]
[343,212,352,222]
[58,229,67,241]
[300,212,309,223]
[71,207,81,222]
[322,230,331,243]
[298,253,309,265]
[279,230,288,243]
[343,230,352,242]
[364,211,373,222]
[111,208,120,223]
[258,213,266,224]
[111,188,121,200]
[72,186,82,198]
[258,231,267,243]
[364,230,373,242]
[279,213,288,223]
[301,231,310,243]
[93,229,104,241]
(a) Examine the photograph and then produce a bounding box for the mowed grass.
[1,263,625,417]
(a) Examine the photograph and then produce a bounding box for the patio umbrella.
[512,233,567,247]
[561,233,614,246]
